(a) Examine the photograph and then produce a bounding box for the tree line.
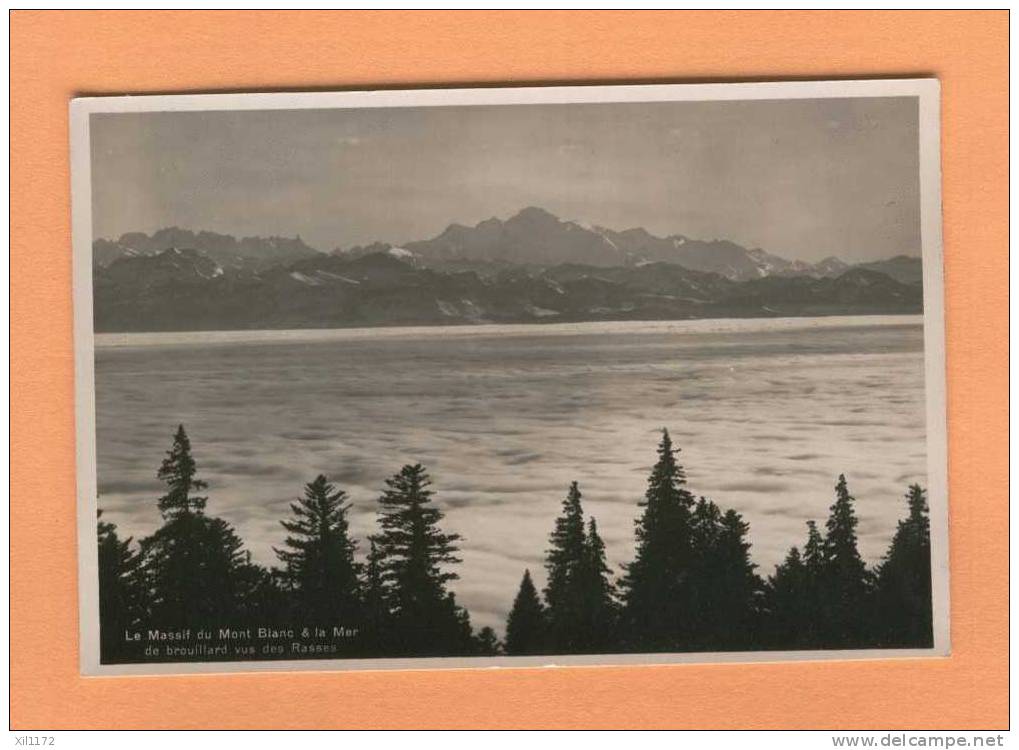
[98,426,932,664]
[505,430,933,655]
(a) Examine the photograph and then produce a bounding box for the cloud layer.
[95,317,928,631]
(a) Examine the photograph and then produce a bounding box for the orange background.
[10,10,1008,729]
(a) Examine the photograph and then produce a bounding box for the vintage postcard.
[70,79,947,675]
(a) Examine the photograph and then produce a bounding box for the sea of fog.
[94,316,928,632]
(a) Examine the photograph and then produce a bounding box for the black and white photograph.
[71,80,948,675]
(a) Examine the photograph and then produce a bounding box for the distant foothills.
[92,207,924,333]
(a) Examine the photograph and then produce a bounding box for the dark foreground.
[98,427,933,665]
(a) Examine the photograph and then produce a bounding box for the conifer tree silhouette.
[275,474,362,625]
[97,510,144,662]
[544,481,588,652]
[139,425,250,629]
[764,545,811,648]
[712,509,762,648]
[474,626,503,656]
[505,569,548,655]
[576,517,618,652]
[156,424,208,518]
[686,499,761,649]
[872,484,932,647]
[797,518,829,645]
[619,429,696,650]
[821,474,871,646]
[449,592,478,654]
[687,496,724,644]
[803,520,825,577]
[374,463,469,655]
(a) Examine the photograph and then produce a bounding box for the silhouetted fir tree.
[872,485,932,647]
[763,546,812,648]
[275,474,362,625]
[505,569,548,655]
[792,520,828,646]
[685,499,761,649]
[97,510,144,662]
[752,520,831,649]
[375,463,468,655]
[141,513,249,627]
[618,429,696,650]
[449,593,478,653]
[543,481,588,652]
[139,426,250,628]
[576,517,618,652]
[156,424,208,518]
[821,474,871,646]
[687,497,724,643]
[474,626,503,656]
[803,520,825,577]
[712,509,762,648]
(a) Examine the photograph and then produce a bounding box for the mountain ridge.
[93,245,923,333]
[95,207,922,284]
[93,227,320,272]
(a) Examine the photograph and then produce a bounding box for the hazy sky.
[90,96,921,262]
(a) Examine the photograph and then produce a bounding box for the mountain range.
[92,208,923,332]
[337,207,921,284]
[93,228,320,273]
[399,206,838,281]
